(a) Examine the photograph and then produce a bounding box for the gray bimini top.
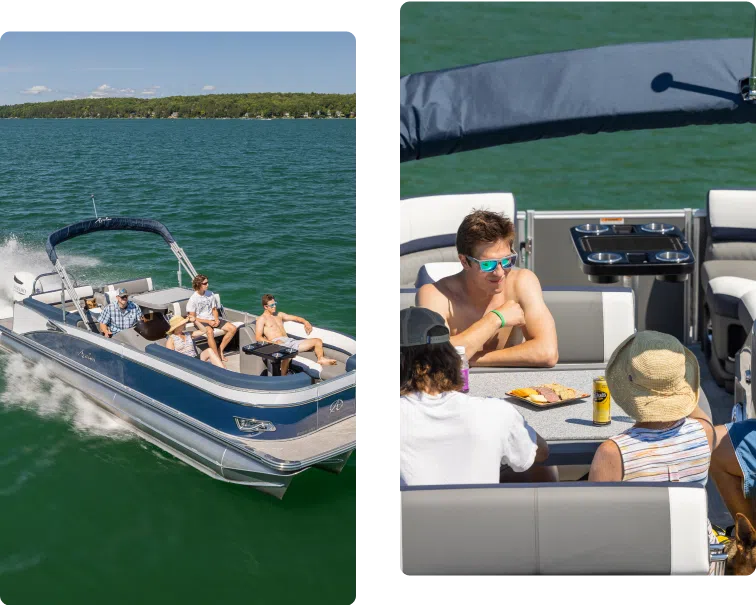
[46,217,176,265]
[401,38,756,162]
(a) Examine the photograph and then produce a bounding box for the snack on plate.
[511,387,538,398]
[509,383,587,403]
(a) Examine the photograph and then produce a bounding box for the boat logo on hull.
[329,399,344,413]
[78,350,95,362]
[95,217,113,225]
[234,417,276,434]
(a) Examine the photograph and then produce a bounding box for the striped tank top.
[170,333,197,358]
[610,418,710,484]
[613,417,718,564]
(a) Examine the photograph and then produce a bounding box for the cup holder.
[655,251,690,263]
[641,222,675,234]
[587,252,623,264]
[575,223,611,235]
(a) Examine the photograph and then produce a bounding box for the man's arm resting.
[416,283,502,359]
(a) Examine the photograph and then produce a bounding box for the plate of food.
[506,383,590,407]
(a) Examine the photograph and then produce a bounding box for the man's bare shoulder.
[511,268,543,292]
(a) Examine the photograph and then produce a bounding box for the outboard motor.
[12,272,36,302]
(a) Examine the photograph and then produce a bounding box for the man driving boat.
[99,287,143,338]
[417,210,558,367]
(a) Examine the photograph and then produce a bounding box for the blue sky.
[0,32,355,105]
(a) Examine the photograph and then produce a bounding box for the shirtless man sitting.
[417,209,558,367]
[255,294,337,374]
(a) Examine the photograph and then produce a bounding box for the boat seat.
[111,327,152,352]
[406,265,635,364]
[30,285,94,306]
[738,290,756,336]
[400,192,516,288]
[402,483,710,575]
[701,191,756,389]
[705,277,756,375]
[701,260,756,292]
[102,277,154,304]
[415,261,462,288]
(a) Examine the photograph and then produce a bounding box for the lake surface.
[0,119,355,604]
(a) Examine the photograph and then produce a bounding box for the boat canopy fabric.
[401,38,756,162]
[46,217,176,265]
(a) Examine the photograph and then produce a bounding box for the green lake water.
[0,119,355,604]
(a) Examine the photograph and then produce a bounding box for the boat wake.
[0,233,100,314]
[0,353,134,441]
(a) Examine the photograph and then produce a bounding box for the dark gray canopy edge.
[400,38,756,162]
[46,217,176,264]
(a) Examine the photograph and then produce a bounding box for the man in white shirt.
[186,274,238,363]
[400,306,554,486]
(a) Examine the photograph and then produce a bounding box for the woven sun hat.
[166,315,189,336]
[605,330,699,423]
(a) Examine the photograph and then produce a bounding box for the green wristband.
[490,309,506,328]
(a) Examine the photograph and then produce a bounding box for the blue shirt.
[99,301,143,334]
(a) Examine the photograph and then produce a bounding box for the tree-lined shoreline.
[0,92,356,119]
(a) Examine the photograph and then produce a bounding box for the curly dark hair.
[192,274,208,292]
[400,340,463,395]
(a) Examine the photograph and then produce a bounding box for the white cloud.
[202,85,215,91]
[141,90,156,95]
[21,85,52,95]
[63,96,78,101]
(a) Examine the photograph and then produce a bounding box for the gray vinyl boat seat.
[403,263,635,364]
[701,190,756,387]
[401,483,710,575]
[95,277,155,307]
[400,192,516,288]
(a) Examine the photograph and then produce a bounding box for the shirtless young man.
[417,209,558,367]
[255,294,337,373]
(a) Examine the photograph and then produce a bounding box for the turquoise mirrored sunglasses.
[465,253,518,272]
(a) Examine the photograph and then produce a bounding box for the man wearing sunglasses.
[256,293,337,373]
[186,274,238,363]
[99,287,143,338]
[417,210,558,367]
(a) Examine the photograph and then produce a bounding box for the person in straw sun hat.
[589,330,715,484]
[165,315,225,368]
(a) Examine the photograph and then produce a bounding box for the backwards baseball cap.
[400,307,450,347]
[117,287,129,297]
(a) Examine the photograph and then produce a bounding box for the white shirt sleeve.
[209,292,218,310]
[498,402,539,473]
[186,294,197,314]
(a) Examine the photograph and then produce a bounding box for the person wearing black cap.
[400,307,551,485]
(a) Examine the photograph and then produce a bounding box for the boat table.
[130,287,193,313]
[242,342,299,377]
[469,366,712,466]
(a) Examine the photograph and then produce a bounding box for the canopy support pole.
[54,261,92,331]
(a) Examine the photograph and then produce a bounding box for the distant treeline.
[0,93,356,119]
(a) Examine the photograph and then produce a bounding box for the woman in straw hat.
[165,315,225,368]
[589,330,715,484]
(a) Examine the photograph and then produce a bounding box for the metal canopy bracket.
[740,14,756,102]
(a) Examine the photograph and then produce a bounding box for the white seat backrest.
[415,262,463,288]
[708,189,756,237]
[401,192,516,250]
[31,285,94,305]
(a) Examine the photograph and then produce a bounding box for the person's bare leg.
[500,464,559,483]
[196,320,222,360]
[200,348,225,369]
[297,338,337,365]
[711,427,754,525]
[218,323,237,362]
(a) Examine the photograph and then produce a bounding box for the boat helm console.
[570,222,695,284]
